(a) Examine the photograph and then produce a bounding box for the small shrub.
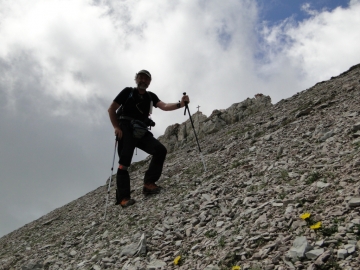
[279,192,287,200]
[306,171,321,184]
[318,258,341,270]
[218,236,225,247]
[280,169,289,180]
[321,226,338,237]
[205,230,217,238]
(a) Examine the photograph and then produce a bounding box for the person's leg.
[137,132,167,190]
[115,122,136,205]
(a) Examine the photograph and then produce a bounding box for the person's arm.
[108,101,123,139]
[157,95,190,111]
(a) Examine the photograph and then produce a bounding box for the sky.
[1,0,360,238]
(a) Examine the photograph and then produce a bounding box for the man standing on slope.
[108,70,190,207]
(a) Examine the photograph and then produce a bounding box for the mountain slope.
[1,64,360,270]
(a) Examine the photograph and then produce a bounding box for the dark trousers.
[116,121,167,202]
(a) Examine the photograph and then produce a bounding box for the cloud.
[301,3,320,16]
[259,0,360,85]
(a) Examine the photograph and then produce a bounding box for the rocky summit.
[1,64,360,270]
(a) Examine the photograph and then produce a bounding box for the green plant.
[254,237,265,247]
[290,101,313,115]
[253,131,265,138]
[316,198,325,206]
[183,162,202,175]
[128,158,150,172]
[254,171,265,177]
[281,118,294,127]
[333,217,345,224]
[278,192,287,200]
[166,153,176,161]
[320,225,338,237]
[289,179,296,186]
[231,161,241,169]
[247,185,258,192]
[219,252,241,269]
[324,171,335,179]
[348,224,360,240]
[218,236,225,247]
[227,129,237,135]
[205,230,217,238]
[258,181,267,189]
[280,169,289,180]
[354,141,360,149]
[306,171,321,184]
[318,258,341,270]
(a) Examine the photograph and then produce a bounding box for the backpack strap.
[116,88,153,118]
[147,91,153,114]
[116,89,134,119]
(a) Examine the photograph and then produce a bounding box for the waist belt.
[118,116,134,121]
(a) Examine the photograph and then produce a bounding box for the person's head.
[135,70,152,90]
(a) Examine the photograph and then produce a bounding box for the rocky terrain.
[1,64,360,270]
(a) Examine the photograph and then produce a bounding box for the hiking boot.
[119,198,136,208]
[143,183,162,195]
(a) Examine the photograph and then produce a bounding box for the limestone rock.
[288,236,313,259]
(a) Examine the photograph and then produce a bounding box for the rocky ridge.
[158,92,272,153]
[1,64,360,270]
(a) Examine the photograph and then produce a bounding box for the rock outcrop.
[1,64,360,270]
[159,95,272,152]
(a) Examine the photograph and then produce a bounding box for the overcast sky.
[1,0,360,238]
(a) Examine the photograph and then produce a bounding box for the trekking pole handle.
[183,92,188,104]
[183,92,188,115]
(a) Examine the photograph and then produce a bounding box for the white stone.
[316,181,330,188]
[288,236,313,259]
[315,240,324,247]
[348,197,360,207]
[147,260,167,268]
[204,265,220,270]
[344,244,356,254]
[351,218,360,224]
[102,230,109,238]
[337,249,348,259]
[216,221,224,227]
[305,248,324,259]
[77,261,87,267]
[272,202,283,207]
[202,194,212,202]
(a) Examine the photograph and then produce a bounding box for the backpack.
[116,88,153,123]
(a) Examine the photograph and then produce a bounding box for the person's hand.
[181,95,190,107]
[115,127,122,140]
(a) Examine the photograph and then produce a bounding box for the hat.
[137,70,151,78]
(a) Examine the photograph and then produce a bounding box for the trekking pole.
[183,92,207,172]
[104,136,118,220]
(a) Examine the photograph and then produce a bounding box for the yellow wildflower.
[174,256,181,265]
[232,266,241,270]
[310,221,322,230]
[300,212,311,220]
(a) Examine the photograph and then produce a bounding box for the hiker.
[108,70,190,207]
